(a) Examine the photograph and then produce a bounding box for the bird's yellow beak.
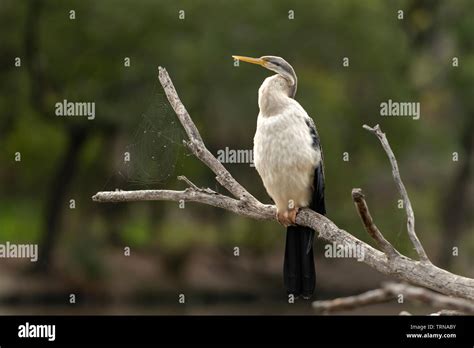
[232,55,265,67]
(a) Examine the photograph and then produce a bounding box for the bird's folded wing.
[304,117,326,215]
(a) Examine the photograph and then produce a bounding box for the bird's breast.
[253,110,320,211]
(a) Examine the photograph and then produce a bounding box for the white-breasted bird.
[233,55,326,299]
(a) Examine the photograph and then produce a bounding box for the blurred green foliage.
[0,0,472,280]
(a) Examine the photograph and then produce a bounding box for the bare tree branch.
[430,310,466,316]
[158,67,258,204]
[312,288,391,312]
[313,282,474,314]
[177,175,200,190]
[352,188,401,260]
[93,188,273,221]
[387,282,474,314]
[92,67,474,302]
[363,124,430,263]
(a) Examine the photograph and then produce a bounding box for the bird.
[232,55,326,299]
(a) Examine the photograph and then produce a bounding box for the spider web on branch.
[105,89,185,189]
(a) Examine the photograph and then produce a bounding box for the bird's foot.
[288,207,299,225]
[276,211,288,226]
[276,208,299,227]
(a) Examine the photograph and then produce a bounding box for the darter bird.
[233,55,326,299]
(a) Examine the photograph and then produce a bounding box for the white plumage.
[233,54,324,298]
[253,75,320,217]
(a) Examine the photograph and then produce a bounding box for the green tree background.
[0,0,472,314]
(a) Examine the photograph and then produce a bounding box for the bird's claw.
[288,208,298,225]
[276,211,289,227]
[276,208,299,227]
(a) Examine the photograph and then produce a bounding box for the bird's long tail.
[283,226,315,298]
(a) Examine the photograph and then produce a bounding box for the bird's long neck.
[258,75,296,117]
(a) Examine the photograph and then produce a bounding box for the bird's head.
[232,55,297,89]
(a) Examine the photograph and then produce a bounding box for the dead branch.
[363,124,430,263]
[92,66,474,302]
[158,67,258,204]
[430,310,466,316]
[313,282,474,314]
[352,188,400,260]
[312,288,391,312]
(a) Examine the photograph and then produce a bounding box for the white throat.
[258,75,293,117]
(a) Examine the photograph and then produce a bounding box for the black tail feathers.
[283,160,325,299]
[283,225,316,299]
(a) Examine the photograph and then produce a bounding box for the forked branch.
[362,124,430,263]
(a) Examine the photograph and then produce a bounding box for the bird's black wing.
[305,118,326,215]
[303,117,326,256]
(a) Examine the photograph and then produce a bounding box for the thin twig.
[177,175,200,190]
